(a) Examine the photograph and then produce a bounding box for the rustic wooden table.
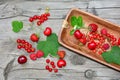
[0,0,120,80]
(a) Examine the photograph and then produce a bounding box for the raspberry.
[88,23,98,32]
[102,43,110,50]
[30,53,37,61]
[101,28,107,35]
[36,50,44,58]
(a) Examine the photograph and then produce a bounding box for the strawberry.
[30,53,37,61]
[79,37,87,45]
[30,33,39,42]
[88,23,98,32]
[118,38,120,45]
[57,50,66,59]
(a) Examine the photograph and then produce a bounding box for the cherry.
[57,59,66,68]
[46,59,50,63]
[44,27,52,36]
[74,30,83,39]
[18,55,27,64]
[87,41,97,50]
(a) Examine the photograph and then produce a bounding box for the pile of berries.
[17,39,35,53]
[29,13,50,26]
[45,59,58,73]
[73,23,120,54]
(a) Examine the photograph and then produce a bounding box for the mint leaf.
[12,21,23,33]
[71,16,78,27]
[70,29,75,35]
[37,33,60,58]
[102,46,120,65]
[77,16,83,27]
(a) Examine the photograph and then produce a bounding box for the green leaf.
[77,16,83,27]
[102,46,120,65]
[70,29,75,35]
[37,33,60,58]
[12,21,23,33]
[71,16,78,27]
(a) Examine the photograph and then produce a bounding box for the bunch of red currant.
[29,13,50,26]
[17,39,36,53]
[45,59,58,73]
[73,23,120,54]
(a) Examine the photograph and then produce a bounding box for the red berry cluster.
[29,13,50,26]
[17,39,35,53]
[74,23,120,55]
[45,59,58,73]
[29,50,44,61]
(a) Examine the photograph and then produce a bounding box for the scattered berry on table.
[18,55,27,64]
[30,53,37,61]
[36,50,44,58]
[43,27,52,36]
[46,59,50,63]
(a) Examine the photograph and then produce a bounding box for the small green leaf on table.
[12,21,23,33]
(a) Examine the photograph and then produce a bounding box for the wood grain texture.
[0,0,120,80]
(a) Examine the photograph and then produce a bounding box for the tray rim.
[58,8,120,71]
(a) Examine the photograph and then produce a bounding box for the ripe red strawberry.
[74,30,83,39]
[88,23,98,32]
[79,37,87,45]
[118,38,120,45]
[30,33,39,42]
[101,28,107,35]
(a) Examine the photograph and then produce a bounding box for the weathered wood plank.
[89,0,120,8]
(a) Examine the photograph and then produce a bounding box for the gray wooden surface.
[0,0,120,80]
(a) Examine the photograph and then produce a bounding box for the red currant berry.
[40,19,44,23]
[45,65,49,70]
[38,16,41,20]
[17,39,21,43]
[31,48,35,52]
[46,59,50,63]
[48,68,52,72]
[25,42,29,46]
[37,21,41,26]
[33,15,38,20]
[25,47,28,51]
[52,65,56,68]
[27,49,31,53]
[17,45,22,49]
[21,40,26,44]
[47,13,50,16]
[54,69,58,73]
[29,17,34,22]
[28,44,32,48]
[50,61,54,65]
[43,17,48,21]
[18,55,27,64]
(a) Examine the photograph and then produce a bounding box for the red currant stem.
[45,7,50,13]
